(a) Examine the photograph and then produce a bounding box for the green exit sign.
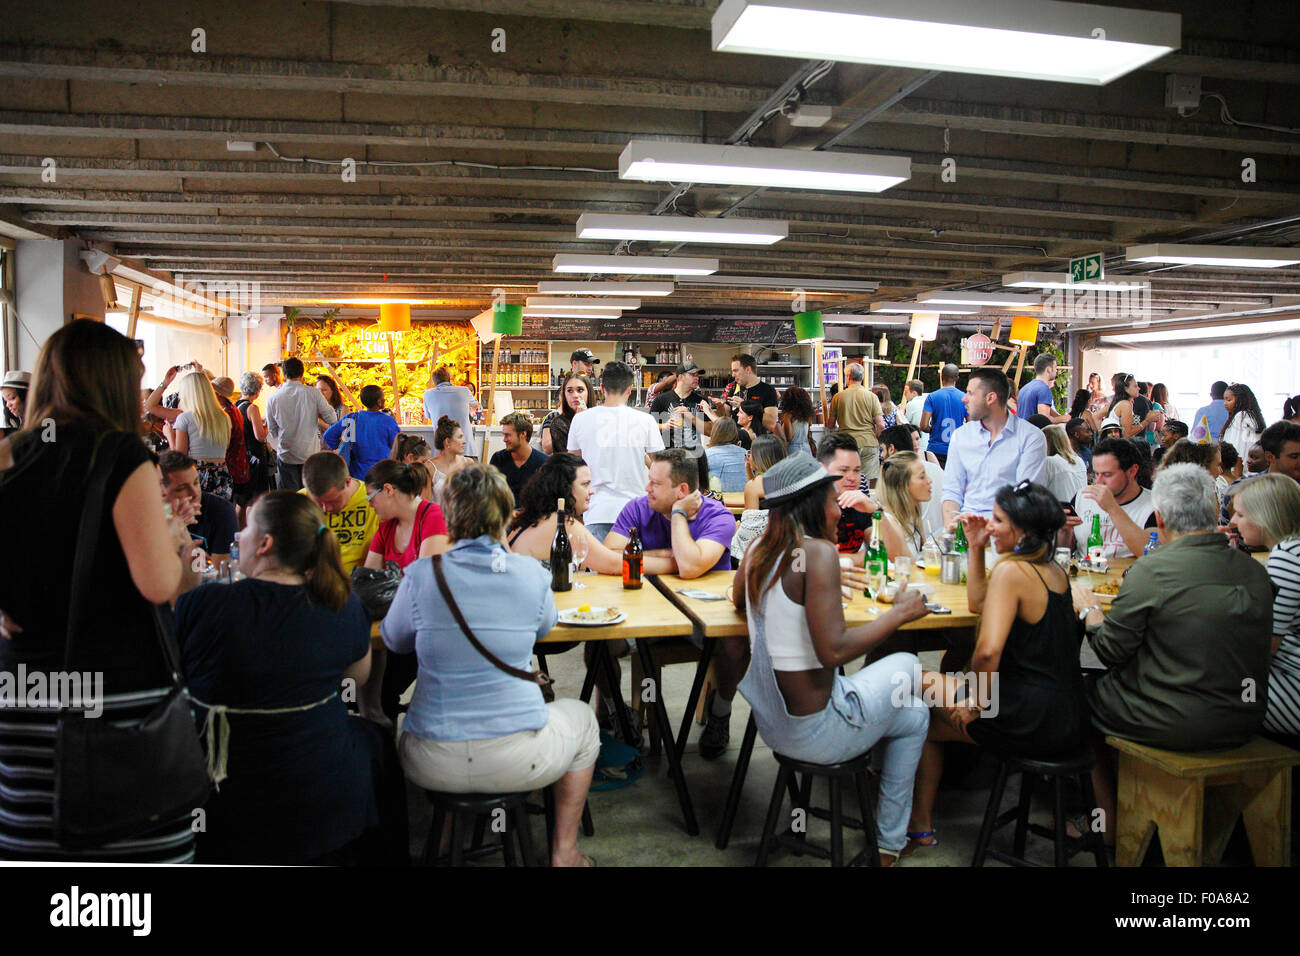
[1069,252,1104,283]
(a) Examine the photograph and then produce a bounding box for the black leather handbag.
[53,433,212,849]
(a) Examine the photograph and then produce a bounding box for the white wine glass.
[571,534,590,589]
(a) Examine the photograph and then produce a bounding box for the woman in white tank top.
[732,455,932,865]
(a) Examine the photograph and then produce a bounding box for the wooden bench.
[1107,735,1300,867]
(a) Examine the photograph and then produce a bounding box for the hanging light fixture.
[492,303,523,336]
[793,310,826,343]
[1008,314,1040,346]
[378,302,411,334]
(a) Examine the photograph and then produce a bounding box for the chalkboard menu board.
[512,313,798,344]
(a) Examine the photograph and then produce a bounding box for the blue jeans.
[739,598,929,853]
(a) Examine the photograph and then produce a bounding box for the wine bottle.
[551,498,573,592]
[623,526,643,590]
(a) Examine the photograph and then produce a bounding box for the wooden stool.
[755,750,880,867]
[971,749,1108,868]
[422,791,538,867]
[1108,735,1300,867]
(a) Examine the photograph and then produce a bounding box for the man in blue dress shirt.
[941,368,1047,529]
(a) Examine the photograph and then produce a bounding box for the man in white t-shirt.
[902,379,927,452]
[567,360,665,542]
[1066,437,1156,558]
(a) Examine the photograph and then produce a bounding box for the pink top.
[368,500,447,568]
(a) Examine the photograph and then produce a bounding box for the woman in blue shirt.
[705,418,749,492]
[176,491,405,864]
[324,384,401,481]
[383,463,599,866]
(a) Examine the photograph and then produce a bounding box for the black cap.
[570,348,599,365]
[676,361,702,376]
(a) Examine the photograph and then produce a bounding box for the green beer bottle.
[1087,513,1103,553]
[954,520,968,553]
[865,511,886,598]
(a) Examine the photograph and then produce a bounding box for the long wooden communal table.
[720,492,745,517]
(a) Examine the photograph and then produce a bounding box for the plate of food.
[1092,578,1122,603]
[558,605,626,627]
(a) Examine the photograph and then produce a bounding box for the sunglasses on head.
[1012,480,1034,496]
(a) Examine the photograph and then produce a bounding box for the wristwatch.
[1077,604,1101,621]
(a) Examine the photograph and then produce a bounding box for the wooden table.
[656,568,980,637]
[721,492,745,516]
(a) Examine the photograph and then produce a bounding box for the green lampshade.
[492,303,523,336]
[793,310,824,343]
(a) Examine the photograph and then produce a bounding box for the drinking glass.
[894,556,913,582]
[571,537,590,589]
[1054,547,1071,572]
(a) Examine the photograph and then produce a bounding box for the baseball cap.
[676,361,702,376]
[570,348,599,365]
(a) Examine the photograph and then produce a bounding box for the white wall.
[13,239,68,370]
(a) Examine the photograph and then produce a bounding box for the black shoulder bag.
[54,433,212,849]
[431,553,551,688]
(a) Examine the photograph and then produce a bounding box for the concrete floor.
[403,650,1109,867]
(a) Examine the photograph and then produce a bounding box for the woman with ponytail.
[175,491,406,864]
[903,480,1088,855]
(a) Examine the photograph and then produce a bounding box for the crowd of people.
[1,319,1298,867]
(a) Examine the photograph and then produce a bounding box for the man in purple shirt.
[605,448,736,577]
[602,448,739,758]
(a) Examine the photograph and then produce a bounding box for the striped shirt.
[1264,538,1300,736]
[0,689,196,862]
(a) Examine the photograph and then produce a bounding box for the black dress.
[966,563,1087,757]
[174,580,394,863]
[0,426,194,861]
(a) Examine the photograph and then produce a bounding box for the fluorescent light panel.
[712,0,1181,86]
[871,300,976,314]
[537,281,676,296]
[677,275,879,292]
[1125,244,1300,269]
[523,309,624,319]
[1104,317,1300,344]
[1002,271,1145,291]
[576,213,787,245]
[619,141,910,194]
[553,254,718,276]
[526,297,640,310]
[919,291,1042,308]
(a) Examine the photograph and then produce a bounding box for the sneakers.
[698,690,730,760]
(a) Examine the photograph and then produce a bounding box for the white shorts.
[398,699,600,794]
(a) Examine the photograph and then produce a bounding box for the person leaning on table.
[382,463,598,867]
[1071,464,1273,843]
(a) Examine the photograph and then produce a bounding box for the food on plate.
[564,606,621,624]
[1094,578,1121,596]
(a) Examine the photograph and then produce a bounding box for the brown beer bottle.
[622,526,643,590]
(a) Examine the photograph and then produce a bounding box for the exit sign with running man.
[1069,252,1104,283]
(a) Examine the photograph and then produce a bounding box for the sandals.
[901,830,940,857]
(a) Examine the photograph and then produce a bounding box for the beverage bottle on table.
[623,527,643,590]
[864,511,886,598]
[953,521,968,553]
[550,497,573,592]
[1088,514,1104,554]
[1143,530,1159,555]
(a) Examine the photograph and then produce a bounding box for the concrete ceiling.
[1,0,1298,327]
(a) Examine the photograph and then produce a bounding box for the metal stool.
[716,712,759,849]
[971,749,1108,868]
[422,790,538,867]
[755,749,880,867]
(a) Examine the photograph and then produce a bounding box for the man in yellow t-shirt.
[827,362,886,482]
[299,451,378,572]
